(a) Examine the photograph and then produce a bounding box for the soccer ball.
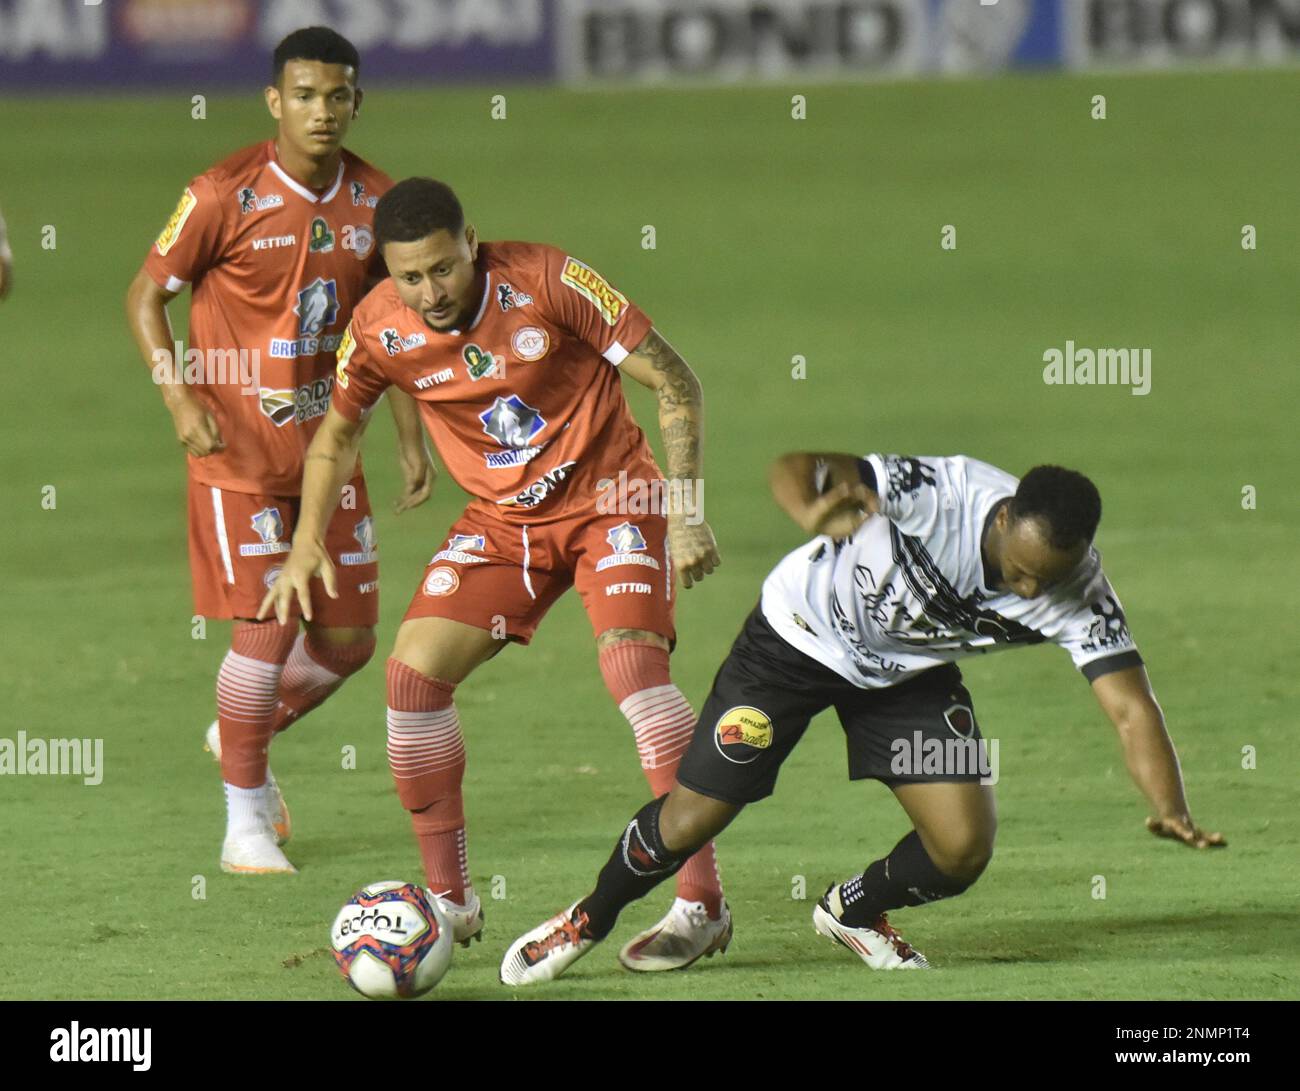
[330,881,453,999]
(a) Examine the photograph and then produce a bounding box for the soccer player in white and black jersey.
[499,451,1225,983]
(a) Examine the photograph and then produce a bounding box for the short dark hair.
[273,27,360,83]
[375,178,465,250]
[1009,465,1102,551]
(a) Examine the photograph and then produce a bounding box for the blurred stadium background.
[0,0,1297,1000]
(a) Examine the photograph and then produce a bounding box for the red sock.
[217,620,297,788]
[270,630,375,734]
[386,658,472,904]
[599,641,724,917]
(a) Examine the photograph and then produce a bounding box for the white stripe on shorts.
[210,487,235,585]
[521,525,535,600]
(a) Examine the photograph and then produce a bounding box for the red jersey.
[144,140,392,495]
[331,242,659,524]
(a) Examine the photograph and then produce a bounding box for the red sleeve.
[142,174,226,292]
[331,320,391,420]
[538,246,653,365]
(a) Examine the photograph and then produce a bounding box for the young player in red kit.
[262,178,732,971]
[126,29,432,876]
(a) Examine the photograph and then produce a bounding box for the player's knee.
[597,632,672,705]
[928,833,994,883]
[305,626,376,678]
[659,788,737,855]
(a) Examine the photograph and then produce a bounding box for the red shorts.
[187,475,379,626]
[404,504,676,645]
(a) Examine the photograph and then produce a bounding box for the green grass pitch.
[0,69,1296,1000]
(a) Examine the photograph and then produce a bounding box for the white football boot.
[618,897,733,972]
[499,903,598,986]
[220,826,298,875]
[430,890,486,947]
[204,720,292,845]
[812,884,931,969]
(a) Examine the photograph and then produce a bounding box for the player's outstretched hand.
[394,444,436,514]
[257,540,337,625]
[669,515,720,589]
[804,480,875,539]
[169,394,225,458]
[1146,814,1226,849]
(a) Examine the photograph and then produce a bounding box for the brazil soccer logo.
[295,278,339,337]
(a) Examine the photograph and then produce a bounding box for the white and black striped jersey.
[760,454,1142,690]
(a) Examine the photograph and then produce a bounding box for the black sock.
[836,830,974,926]
[578,795,690,940]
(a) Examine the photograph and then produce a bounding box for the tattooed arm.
[618,327,719,587]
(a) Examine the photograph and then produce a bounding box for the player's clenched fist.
[669,515,720,589]
[258,539,337,625]
[168,394,225,458]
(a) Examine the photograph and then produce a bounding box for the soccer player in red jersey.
[262,178,732,969]
[126,29,431,876]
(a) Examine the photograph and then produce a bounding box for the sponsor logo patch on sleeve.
[155,187,198,256]
[560,256,628,327]
[335,325,356,389]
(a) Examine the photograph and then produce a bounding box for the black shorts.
[675,605,989,806]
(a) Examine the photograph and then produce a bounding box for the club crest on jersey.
[511,326,549,362]
[238,186,284,215]
[943,704,977,741]
[351,181,378,208]
[497,282,534,312]
[432,533,489,565]
[344,223,374,260]
[463,343,504,381]
[480,396,546,467]
[308,217,335,253]
[423,566,460,596]
[714,706,774,764]
[339,516,378,566]
[273,279,342,358]
[240,507,291,556]
[155,188,197,256]
[381,327,428,356]
[560,256,628,327]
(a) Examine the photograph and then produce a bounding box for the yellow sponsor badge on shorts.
[714,706,774,764]
[335,325,356,388]
[560,256,628,327]
[155,188,198,256]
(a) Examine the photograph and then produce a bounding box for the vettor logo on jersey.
[480,395,547,467]
[308,217,335,253]
[380,328,428,356]
[351,181,378,208]
[238,186,284,215]
[714,706,774,764]
[155,188,197,256]
[273,279,342,358]
[240,507,291,557]
[339,516,377,566]
[257,377,333,427]
[560,257,628,326]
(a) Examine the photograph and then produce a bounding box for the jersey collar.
[447,271,492,336]
[267,156,345,206]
